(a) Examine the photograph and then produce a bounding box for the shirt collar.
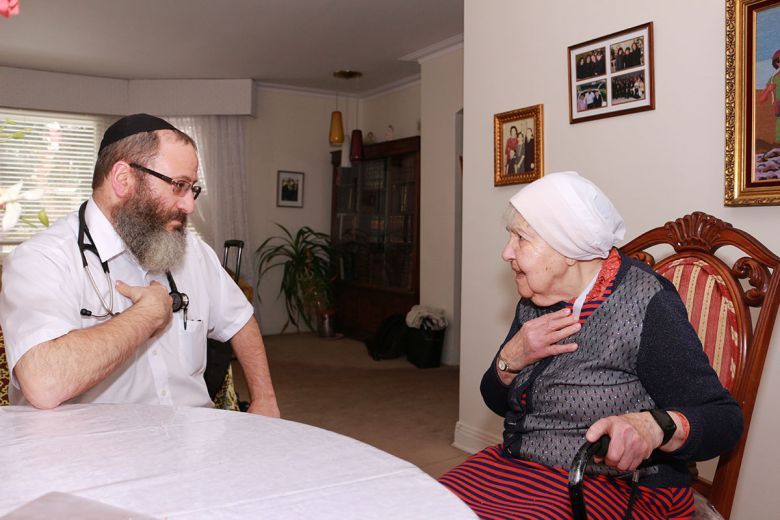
[84,197,126,264]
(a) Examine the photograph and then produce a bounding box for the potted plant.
[254,224,337,336]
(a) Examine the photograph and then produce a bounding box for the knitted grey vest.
[503,264,661,474]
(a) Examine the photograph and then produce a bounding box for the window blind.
[0,109,104,253]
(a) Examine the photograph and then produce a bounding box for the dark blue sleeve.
[480,301,523,417]
[637,279,743,461]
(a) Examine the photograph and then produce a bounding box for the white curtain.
[168,115,250,275]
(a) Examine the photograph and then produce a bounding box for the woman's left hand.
[584,413,662,472]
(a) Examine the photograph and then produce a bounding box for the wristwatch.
[497,355,519,374]
[644,408,677,446]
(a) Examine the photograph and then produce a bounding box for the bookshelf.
[330,136,420,340]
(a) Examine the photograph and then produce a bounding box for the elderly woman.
[439,172,742,519]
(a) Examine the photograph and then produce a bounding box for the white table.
[0,404,476,519]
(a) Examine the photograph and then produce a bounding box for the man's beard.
[113,181,188,274]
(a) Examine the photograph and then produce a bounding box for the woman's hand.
[585,410,687,472]
[585,413,660,472]
[497,308,580,382]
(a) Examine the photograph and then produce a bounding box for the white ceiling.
[0,0,464,95]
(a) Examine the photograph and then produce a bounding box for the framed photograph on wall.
[277,170,304,208]
[494,104,544,186]
[725,0,780,206]
[567,22,655,124]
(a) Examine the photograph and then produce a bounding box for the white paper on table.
[0,492,159,520]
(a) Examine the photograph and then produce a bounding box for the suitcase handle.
[222,240,245,283]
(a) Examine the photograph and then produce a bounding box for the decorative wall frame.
[725,0,780,206]
[276,170,304,208]
[493,104,544,186]
[567,22,655,124]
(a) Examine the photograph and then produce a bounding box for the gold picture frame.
[725,0,780,206]
[494,104,544,186]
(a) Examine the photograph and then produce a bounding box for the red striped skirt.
[438,445,694,520]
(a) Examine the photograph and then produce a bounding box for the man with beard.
[0,114,279,417]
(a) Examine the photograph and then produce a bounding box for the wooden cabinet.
[330,136,420,340]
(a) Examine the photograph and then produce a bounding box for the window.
[0,109,107,254]
[0,110,205,256]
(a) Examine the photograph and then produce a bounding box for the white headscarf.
[509,171,625,260]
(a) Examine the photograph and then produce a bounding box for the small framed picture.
[568,22,654,124]
[493,104,544,186]
[276,170,304,208]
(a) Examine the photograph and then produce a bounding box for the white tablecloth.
[0,404,476,519]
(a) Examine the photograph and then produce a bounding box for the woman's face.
[501,213,570,306]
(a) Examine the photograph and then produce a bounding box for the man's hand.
[247,399,281,418]
[497,308,580,382]
[116,280,173,335]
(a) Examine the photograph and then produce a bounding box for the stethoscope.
[77,201,189,322]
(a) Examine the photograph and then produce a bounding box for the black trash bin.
[404,325,445,369]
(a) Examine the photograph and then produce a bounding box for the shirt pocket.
[175,317,207,376]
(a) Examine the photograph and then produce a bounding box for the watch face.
[498,359,508,371]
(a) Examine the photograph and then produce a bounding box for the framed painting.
[725,0,780,205]
[277,170,304,208]
[567,22,655,123]
[493,104,544,186]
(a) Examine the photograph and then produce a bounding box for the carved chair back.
[620,212,780,518]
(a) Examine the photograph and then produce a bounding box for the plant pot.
[316,309,336,338]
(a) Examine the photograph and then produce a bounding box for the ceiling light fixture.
[329,70,362,146]
[331,70,364,163]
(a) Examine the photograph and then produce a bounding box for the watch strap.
[643,408,677,446]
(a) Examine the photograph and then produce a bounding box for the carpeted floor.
[232,333,470,478]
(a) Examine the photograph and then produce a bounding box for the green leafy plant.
[254,224,337,333]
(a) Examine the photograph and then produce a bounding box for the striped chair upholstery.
[621,212,780,519]
[656,257,739,391]
[0,328,9,406]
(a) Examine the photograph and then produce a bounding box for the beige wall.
[459,1,780,517]
[245,87,337,334]
[420,49,464,365]
[360,83,421,142]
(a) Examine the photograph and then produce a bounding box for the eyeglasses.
[130,163,202,200]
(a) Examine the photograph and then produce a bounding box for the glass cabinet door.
[334,151,417,291]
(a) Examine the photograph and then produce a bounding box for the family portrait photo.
[576,80,607,112]
[493,104,544,186]
[610,36,645,73]
[276,170,304,207]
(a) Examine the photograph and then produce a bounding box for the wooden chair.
[210,240,250,412]
[620,212,780,518]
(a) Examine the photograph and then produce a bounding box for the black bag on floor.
[405,326,445,369]
[365,314,408,360]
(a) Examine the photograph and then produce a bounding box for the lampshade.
[349,129,363,162]
[329,111,345,146]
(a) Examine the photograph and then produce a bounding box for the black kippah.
[99,113,178,153]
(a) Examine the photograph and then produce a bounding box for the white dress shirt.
[0,198,253,407]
